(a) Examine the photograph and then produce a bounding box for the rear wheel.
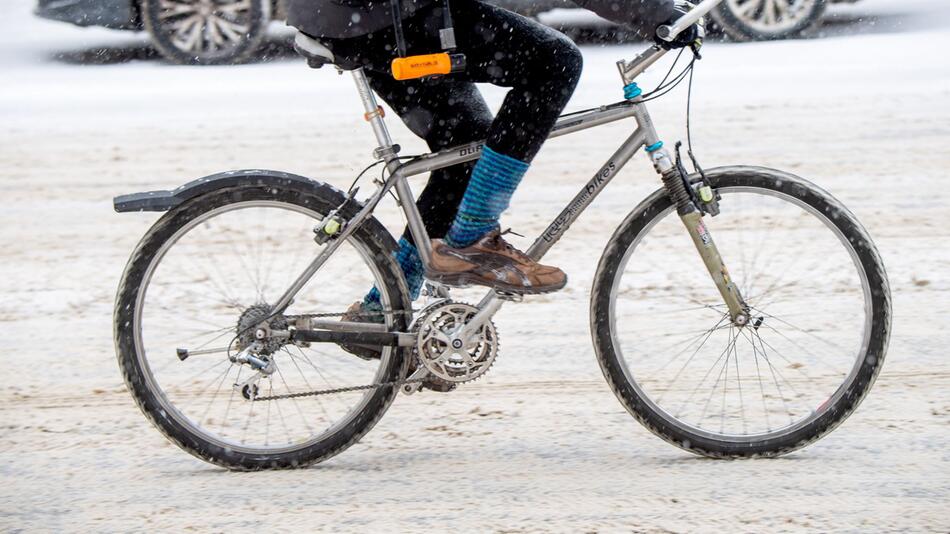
[710,0,826,41]
[592,167,890,457]
[115,183,411,469]
[141,0,269,65]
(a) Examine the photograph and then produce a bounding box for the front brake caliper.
[674,141,720,217]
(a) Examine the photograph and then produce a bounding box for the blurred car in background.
[35,0,855,65]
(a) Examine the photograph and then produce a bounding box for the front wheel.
[592,167,890,457]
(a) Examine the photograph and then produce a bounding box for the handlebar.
[656,0,723,42]
[617,0,723,85]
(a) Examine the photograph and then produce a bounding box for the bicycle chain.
[253,375,427,401]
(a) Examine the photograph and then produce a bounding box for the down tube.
[526,129,647,262]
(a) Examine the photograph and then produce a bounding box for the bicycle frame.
[275,0,750,346]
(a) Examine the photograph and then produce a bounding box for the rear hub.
[236,303,288,356]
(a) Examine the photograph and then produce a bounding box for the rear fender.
[113,169,341,213]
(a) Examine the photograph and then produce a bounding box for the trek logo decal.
[542,161,617,243]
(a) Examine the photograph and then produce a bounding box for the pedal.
[494,290,523,303]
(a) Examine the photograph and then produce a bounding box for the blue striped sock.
[364,236,424,305]
[445,147,530,248]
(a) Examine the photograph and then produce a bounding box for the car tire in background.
[141,0,270,65]
[710,0,827,41]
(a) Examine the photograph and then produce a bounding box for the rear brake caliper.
[314,209,346,245]
[314,189,359,245]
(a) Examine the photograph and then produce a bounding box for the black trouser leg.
[365,74,494,244]
[324,0,584,243]
[452,0,584,162]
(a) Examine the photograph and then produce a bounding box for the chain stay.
[249,307,420,401]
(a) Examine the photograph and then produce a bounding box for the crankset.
[245,300,500,402]
[413,301,499,385]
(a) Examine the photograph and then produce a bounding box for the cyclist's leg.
[321,14,495,303]
[362,75,494,303]
[441,0,584,247]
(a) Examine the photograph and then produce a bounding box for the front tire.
[592,167,890,457]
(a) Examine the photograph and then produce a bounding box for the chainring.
[414,301,499,384]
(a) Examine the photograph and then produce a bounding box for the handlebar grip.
[656,0,722,41]
[656,25,675,41]
[391,53,466,81]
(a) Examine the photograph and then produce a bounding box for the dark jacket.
[287,0,677,39]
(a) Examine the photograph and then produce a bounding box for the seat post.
[349,67,436,267]
[351,68,397,157]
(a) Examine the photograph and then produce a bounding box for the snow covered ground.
[1,0,949,531]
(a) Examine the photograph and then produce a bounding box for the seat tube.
[351,68,396,152]
[350,68,435,267]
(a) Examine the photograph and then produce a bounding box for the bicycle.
[112,0,890,470]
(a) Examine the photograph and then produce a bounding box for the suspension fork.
[650,146,750,325]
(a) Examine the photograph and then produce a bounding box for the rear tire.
[115,182,411,469]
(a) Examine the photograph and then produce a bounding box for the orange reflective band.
[391,53,452,81]
[364,106,385,121]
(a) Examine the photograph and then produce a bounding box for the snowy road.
[1,0,949,531]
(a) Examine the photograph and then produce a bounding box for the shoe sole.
[339,343,381,361]
[424,270,567,295]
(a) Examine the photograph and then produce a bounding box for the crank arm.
[455,296,504,342]
[400,366,431,396]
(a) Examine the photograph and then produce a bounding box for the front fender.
[113,169,335,212]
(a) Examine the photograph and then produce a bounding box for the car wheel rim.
[725,0,819,34]
[156,0,255,58]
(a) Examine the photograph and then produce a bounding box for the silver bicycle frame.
[274,60,666,320]
[273,0,744,335]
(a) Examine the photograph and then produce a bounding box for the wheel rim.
[607,185,872,443]
[155,0,256,59]
[724,0,820,35]
[133,200,397,455]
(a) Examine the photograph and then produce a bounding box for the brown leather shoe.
[425,229,567,294]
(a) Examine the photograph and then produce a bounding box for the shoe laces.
[491,228,532,262]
